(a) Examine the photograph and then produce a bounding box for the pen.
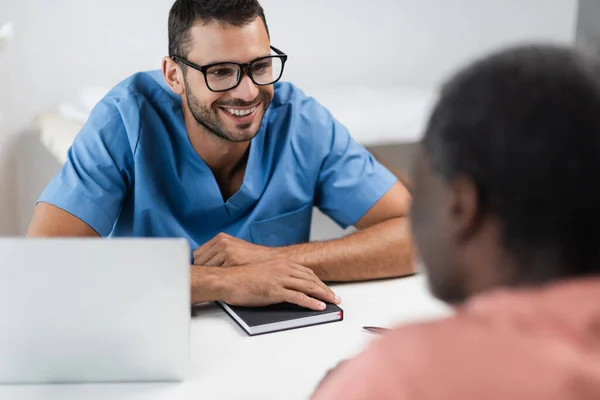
[362,326,390,334]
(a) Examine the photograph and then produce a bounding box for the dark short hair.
[168,0,269,57]
[423,45,600,281]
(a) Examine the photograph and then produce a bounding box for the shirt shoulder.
[268,82,342,157]
[98,70,175,112]
[270,81,335,127]
[85,70,181,154]
[117,70,180,105]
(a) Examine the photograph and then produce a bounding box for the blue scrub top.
[39,71,397,250]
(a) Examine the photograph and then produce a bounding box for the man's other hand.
[193,233,279,266]
[216,258,341,311]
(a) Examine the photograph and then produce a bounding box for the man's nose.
[229,74,259,103]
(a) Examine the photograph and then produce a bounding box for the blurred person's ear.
[448,176,482,244]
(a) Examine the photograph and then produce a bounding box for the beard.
[183,74,272,143]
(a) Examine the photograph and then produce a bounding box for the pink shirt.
[312,278,600,399]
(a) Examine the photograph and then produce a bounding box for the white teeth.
[226,106,257,117]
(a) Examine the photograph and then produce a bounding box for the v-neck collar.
[180,108,270,227]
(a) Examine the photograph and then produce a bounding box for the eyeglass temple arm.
[270,46,285,56]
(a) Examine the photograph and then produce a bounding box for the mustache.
[214,91,271,108]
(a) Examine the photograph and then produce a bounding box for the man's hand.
[213,258,341,311]
[193,233,279,266]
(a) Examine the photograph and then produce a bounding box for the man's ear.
[162,56,185,95]
[447,175,482,243]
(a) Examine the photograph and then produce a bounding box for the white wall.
[0,0,578,235]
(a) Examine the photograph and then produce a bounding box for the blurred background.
[0,0,593,236]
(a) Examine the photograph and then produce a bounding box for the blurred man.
[313,45,600,399]
[26,0,413,309]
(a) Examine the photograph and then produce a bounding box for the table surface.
[0,274,450,400]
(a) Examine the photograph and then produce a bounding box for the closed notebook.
[218,302,343,336]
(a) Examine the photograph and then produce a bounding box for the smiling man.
[27,0,413,309]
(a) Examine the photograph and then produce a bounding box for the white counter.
[0,274,450,400]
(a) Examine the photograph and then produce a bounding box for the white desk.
[0,274,450,400]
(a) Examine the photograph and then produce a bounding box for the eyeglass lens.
[205,56,284,91]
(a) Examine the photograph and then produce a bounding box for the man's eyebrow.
[202,52,273,65]
[252,52,272,61]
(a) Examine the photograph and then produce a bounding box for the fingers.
[279,289,327,311]
[193,237,221,265]
[284,264,340,304]
[194,233,249,266]
[194,245,221,265]
[283,276,339,306]
[204,251,227,267]
[220,261,341,311]
[291,272,339,304]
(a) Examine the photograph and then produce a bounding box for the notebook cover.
[218,302,343,335]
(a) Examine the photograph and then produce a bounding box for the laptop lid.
[0,238,190,384]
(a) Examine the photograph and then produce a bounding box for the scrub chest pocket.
[250,204,313,247]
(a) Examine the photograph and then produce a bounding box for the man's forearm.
[278,217,415,282]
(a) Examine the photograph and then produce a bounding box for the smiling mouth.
[221,104,259,117]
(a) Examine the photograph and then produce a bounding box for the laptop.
[0,238,190,384]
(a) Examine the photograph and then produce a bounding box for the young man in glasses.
[27,0,413,309]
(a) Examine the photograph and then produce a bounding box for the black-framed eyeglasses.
[171,46,288,93]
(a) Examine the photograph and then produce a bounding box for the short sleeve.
[38,92,136,236]
[313,106,397,228]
